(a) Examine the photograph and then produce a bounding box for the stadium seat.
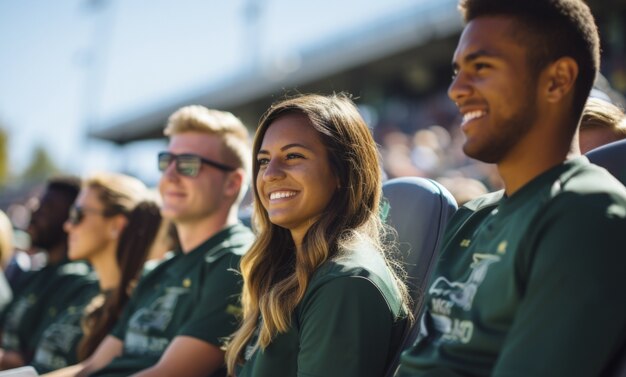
[586,139,626,185]
[238,206,253,229]
[604,346,626,377]
[587,140,626,376]
[381,177,457,377]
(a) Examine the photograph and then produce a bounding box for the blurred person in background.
[436,176,488,206]
[381,131,423,178]
[0,210,14,270]
[46,105,254,377]
[0,210,13,312]
[4,195,57,289]
[0,176,95,369]
[578,96,626,153]
[410,128,445,177]
[226,93,410,377]
[28,172,161,374]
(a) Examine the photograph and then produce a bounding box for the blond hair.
[0,210,13,268]
[78,172,161,360]
[581,97,626,138]
[83,172,148,213]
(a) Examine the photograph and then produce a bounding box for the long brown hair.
[226,93,410,374]
[76,173,162,360]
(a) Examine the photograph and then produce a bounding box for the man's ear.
[543,57,579,103]
[225,169,244,198]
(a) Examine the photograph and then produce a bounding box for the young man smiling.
[398,1,626,376]
[46,106,254,377]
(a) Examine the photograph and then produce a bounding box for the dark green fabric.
[238,246,407,377]
[30,283,100,373]
[92,223,253,377]
[0,259,95,363]
[399,157,626,377]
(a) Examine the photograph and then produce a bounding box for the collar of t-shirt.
[496,156,589,217]
[165,222,253,276]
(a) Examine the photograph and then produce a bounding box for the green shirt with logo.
[399,157,626,377]
[92,223,254,377]
[238,245,408,377]
[29,282,100,373]
[0,259,95,363]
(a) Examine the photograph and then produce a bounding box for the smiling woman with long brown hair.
[225,93,410,377]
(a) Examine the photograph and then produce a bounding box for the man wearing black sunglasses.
[57,106,254,377]
[0,177,96,369]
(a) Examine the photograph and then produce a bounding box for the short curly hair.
[458,0,600,122]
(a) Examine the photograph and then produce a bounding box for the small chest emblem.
[497,241,508,254]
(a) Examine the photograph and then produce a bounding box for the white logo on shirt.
[426,253,500,344]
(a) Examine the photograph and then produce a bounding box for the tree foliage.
[0,128,7,185]
[22,145,58,182]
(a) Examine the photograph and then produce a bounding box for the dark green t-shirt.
[92,223,254,377]
[238,245,408,377]
[399,157,626,377]
[29,283,100,373]
[0,259,95,362]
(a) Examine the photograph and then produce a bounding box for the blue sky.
[0,0,424,184]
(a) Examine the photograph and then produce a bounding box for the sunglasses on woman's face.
[67,205,110,225]
[157,152,236,177]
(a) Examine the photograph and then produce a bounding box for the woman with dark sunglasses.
[29,172,162,373]
[225,93,411,377]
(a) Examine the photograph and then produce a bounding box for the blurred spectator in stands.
[436,176,488,206]
[0,210,13,270]
[410,128,444,177]
[226,93,410,377]
[579,97,626,153]
[0,211,13,312]
[29,172,161,373]
[375,108,504,193]
[0,176,95,370]
[4,201,46,288]
[381,131,423,178]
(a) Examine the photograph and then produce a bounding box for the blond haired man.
[46,106,254,377]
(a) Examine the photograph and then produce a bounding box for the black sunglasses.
[68,205,113,225]
[158,152,236,177]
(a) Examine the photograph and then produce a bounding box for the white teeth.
[463,110,486,122]
[270,191,297,200]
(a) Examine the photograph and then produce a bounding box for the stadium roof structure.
[90,0,623,145]
[89,0,462,144]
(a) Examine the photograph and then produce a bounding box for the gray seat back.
[381,177,457,377]
[604,348,626,377]
[587,140,626,376]
[382,177,457,301]
[586,139,626,185]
